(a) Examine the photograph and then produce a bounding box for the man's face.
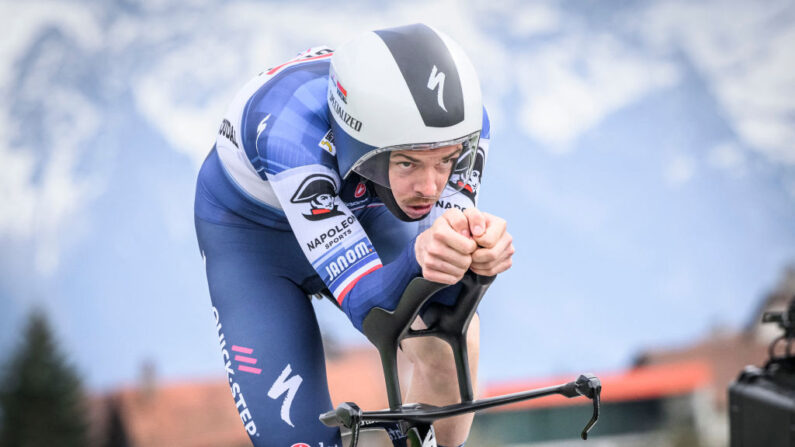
[388,144,462,219]
[313,193,334,210]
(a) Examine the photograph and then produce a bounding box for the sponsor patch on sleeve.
[314,237,382,303]
[318,129,336,156]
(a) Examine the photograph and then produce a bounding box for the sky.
[1,0,794,391]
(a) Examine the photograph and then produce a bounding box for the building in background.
[89,268,794,447]
[88,347,405,447]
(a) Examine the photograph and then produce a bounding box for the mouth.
[405,203,433,218]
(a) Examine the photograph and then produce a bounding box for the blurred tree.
[0,308,88,447]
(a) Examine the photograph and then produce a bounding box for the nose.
[414,166,440,197]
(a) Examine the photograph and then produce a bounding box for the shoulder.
[220,47,339,178]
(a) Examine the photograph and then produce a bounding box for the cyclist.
[194,23,514,447]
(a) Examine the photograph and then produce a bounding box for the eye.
[396,161,413,169]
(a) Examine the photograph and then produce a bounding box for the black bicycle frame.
[320,272,601,446]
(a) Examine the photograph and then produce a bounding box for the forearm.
[342,236,422,332]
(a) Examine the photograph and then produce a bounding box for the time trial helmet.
[328,23,483,220]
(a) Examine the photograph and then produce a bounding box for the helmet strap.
[372,182,428,222]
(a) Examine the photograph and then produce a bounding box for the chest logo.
[354,182,366,198]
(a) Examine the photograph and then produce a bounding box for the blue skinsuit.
[194,47,490,446]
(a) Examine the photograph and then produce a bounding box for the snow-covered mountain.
[1,0,794,389]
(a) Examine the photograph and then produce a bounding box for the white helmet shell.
[329,24,483,181]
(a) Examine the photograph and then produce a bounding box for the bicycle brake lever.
[581,392,600,440]
[319,402,362,447]
[575,374,601,440]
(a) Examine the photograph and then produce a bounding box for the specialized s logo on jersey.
[267,364,303,427]
[290,174,345,220]
[318,129,336,156]
[449,145,486,201]
[257,114,271,138]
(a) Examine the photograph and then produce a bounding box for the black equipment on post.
[729,295,795,447]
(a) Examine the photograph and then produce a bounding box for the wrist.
[409,234,423,276]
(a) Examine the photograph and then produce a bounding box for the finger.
[442,209,470,237]
[471,239,514,273]
[435,224,478,254]
[471,233,513,264]
[473,213,506,249]
[426,242,473,270]
[471,256,513,276]
[463,207,486,238]
[423,256,469,279]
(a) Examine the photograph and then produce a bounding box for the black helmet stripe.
[374,24,465,128]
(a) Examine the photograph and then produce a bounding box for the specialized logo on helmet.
[291,174,345,221]
[427,65,447,112]
[329,90,363,132]
[449,146,486,201]
[374,24,465,127]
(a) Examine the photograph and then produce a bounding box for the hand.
[464,208,514,277]
[415,209,478,284]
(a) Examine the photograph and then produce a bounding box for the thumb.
[443,209,470,236]
[464,208,486,238]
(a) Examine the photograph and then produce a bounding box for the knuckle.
[426,245,441,258]
[422,255,434,268]
[425,259,441,271]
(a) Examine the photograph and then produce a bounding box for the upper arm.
[265,162,383,304]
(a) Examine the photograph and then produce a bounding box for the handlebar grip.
[468,272,497,283]
[319,402,361,428]
[319,409,342,427]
